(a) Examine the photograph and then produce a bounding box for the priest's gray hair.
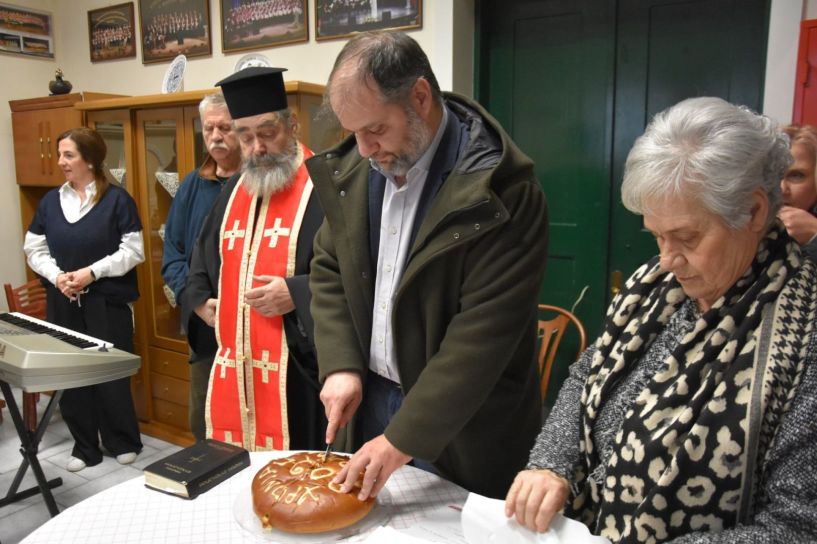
[198,92,228,118]
[621,96,791,230]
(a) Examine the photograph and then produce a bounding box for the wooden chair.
[3,280,48,430]
[537,304,587,403]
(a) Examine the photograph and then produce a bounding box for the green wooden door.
[478,0,617,339]
[608,0,769,289]
[477,0,769,404]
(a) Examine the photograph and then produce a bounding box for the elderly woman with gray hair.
[505,97,817,542]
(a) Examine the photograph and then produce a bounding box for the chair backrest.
[537,304,587,402]
[4,279,47,320]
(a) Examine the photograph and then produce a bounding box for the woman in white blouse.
[23,127,144,473]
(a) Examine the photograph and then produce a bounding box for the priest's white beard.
[241,139,301,197]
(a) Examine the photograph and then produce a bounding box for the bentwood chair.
[3,279,48,429]
[537,304,587,404]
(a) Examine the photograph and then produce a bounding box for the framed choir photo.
[315,0,421,41]
[138,0,211,64]
[221,0,307,53]
[0,2,54,58]
[88,3,137,62]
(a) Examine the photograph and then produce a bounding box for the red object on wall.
[793,19,817,124]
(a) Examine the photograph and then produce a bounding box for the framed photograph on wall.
[138,0,211,64]
[315,0,421,41]
[88,2,136,62]
[221,0,307,53]
[0,2,54,58]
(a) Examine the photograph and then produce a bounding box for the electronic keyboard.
[0,312,141,392]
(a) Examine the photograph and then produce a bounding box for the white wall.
[0,0,58,305]
[0,0,806,309]
[763,0,804,123]
[53,0,470,99]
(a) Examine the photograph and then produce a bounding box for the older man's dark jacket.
[306,92,549,498]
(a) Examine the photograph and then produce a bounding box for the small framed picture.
[0,2,54,58]
[315,0,421,41]
[220,0,307,53]
[88,3,136,62]
[138,0,211,64]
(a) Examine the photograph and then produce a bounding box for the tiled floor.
[0,388,182,544]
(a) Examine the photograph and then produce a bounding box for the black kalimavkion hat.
[215,67,288,119]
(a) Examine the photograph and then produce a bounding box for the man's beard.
[372,106,433,177]
[241,139,301,197]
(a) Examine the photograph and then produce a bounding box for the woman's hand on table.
[504,469,569,533]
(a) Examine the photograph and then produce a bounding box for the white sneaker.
[116,452,138,465]
[66,456,86,472]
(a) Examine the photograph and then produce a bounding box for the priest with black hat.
[183,67,327,452]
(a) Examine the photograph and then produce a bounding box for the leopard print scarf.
[565,224,817,543]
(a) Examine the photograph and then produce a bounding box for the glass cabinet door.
[87,110,134,195]
[188,106,205,169]
[136,108,188,352]
[86,109,151,420]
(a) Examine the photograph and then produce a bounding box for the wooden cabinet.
[73,83,341,446]
[10,93,120,186]
[10,93,122,238]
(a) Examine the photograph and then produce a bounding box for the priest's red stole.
[206,145,313,451]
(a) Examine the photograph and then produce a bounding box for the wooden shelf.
[75,82,326,111]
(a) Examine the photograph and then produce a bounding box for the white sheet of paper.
[460,493,611,544]
[401,507,469,543]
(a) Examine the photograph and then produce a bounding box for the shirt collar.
[198,154,233,182]
[59,180,97,197]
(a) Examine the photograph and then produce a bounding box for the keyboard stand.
[0,381,63,517]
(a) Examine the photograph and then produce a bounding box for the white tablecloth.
[21,451,469,543]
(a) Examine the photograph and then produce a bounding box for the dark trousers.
[188,357,213,441]
[48,290,142,465]
[359,371,437,474]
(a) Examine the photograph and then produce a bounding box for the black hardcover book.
[143,439,250,499]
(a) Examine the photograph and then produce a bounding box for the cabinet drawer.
[151,372,189,406]
[149,346,189,381]
[152,397,190,430]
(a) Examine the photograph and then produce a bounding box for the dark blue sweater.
[161,164,228,301]
[29,184,141,303]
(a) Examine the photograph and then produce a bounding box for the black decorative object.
[49,68,72,95]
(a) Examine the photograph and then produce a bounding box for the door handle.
[610,270,622,298]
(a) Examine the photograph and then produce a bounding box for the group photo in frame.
[139,0,211,64]
[88,2,136,62]
[315,0,421,41]
[220,0,307,53]
[0,2,54,58]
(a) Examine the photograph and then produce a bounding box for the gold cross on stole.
[263,217,291,248]
[253,350,279,383]
[224,220,246,251]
